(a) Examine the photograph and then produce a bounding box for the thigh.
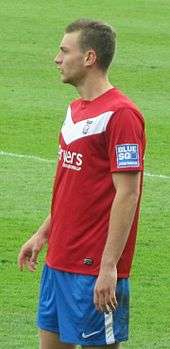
[39,330,75,349]
[79,278,129,347]
[38,268,129,347]
[57,274,129,346]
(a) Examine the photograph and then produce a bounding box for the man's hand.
[94,266,117,313]
[18,233,47,272]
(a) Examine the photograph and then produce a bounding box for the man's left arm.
[94,171,141,313]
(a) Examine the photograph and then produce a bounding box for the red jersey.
[46,87,146,277]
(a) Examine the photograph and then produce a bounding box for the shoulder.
[106,107,145,137]
[110,88,143,113]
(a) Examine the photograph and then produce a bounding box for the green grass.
[0,0,170,348]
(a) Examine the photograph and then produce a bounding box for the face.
[54,31,87,86]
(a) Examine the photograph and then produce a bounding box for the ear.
[84,49,97,67]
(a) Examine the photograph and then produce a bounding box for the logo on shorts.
[82,330,102,338]
[116,143,139,168]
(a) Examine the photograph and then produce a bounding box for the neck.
[76,71,113,101]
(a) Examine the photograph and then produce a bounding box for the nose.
[54,52,62,65]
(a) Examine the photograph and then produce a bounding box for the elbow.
[116,188,140,207]
[127,186,141,207]
[130,190,140,206]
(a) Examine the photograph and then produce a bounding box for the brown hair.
[65,19,116,71]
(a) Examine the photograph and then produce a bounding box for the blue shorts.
[37,264,129,346]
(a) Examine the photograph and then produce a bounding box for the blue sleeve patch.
[116,144,140,168]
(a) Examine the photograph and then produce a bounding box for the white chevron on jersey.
[61,106,114,145]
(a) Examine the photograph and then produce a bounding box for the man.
[18,19,146,349]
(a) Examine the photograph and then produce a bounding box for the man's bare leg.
[39,330,75,349]
[82,343,121,349]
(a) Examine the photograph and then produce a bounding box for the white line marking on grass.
[0,150,56,164]
[145,172,170,180]
[0,150,170,180]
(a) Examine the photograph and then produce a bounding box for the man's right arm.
[18,214,51,272]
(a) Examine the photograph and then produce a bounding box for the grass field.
[0,1,170,348]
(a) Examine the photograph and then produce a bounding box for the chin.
[61,76,76,86]
[61,75,69,83]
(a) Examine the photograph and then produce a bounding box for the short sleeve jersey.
[46,87,146,277]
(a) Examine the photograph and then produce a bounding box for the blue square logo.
[116,144,139,168]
